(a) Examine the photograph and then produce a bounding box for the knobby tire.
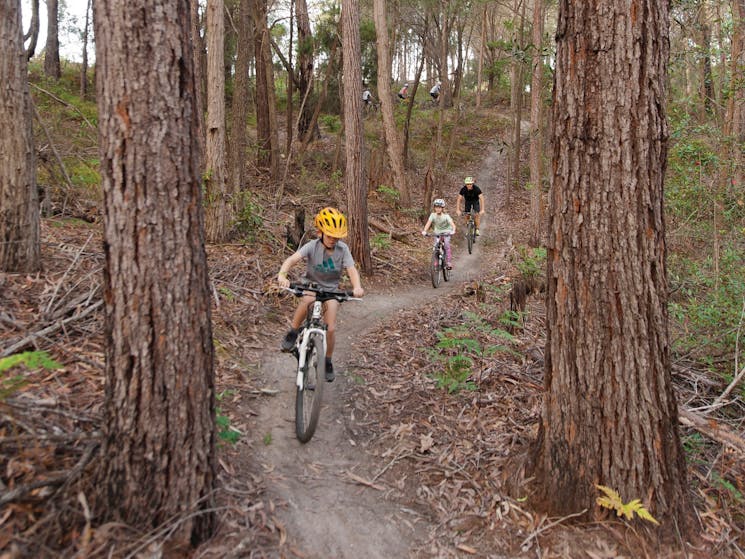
[431,251,442,288]
[295,332,325,443]
[467,221,474,254]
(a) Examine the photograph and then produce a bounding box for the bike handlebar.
[423,232,453,237]
[284,283,361,302]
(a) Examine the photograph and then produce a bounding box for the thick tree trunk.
[341,0,371,274]
[191,0,206,162]
[529,0,691,535]
[0,0,40,273]
[296,0,316,139]
[44,0,60,79]
[93,0,216,543]
[80,0,92,98]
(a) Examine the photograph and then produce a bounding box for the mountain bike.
[426,232,452,288]
[465,211,477,254]
[283,282,360,443]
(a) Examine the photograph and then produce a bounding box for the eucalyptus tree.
[253,0,280,179]
[44,0,60,78]
[373,0,411,206]
[94,0,216,542]
[1,0,40,272]
[204,0,231,242]
[529,0,691,534]
[342,0,372,273]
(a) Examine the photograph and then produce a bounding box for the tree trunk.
[732,0,745,190]
[93,0,216,544]
[204,0,231,242]
[476,5,486,108]
[373,0,410,207]
[80,0,92,98]
[24,0,40,60]
[1,0,40,273]
[528,0,544,247]
[191,0,206,161]
[529,0,691,535]
[296,0,316,139]
[341,0,371,274]
[44,0,60,79]
[252,0,272,172]
[230,0,250,194]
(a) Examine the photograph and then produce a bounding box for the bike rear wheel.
[431,251,442,288]
[295,332,325,442]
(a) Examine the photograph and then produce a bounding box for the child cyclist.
[277,207,364,382]
[422,198,456,269]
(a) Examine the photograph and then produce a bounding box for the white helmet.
[433,198,445,207]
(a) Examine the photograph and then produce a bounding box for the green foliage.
[429,314,519,394]
[370,233,391,250]
[668,246,745,373]
[233,191,264,240]
[263,432,273,445]
[511,246,546,280]
[218,286,236,302]
[215,389,241,445]
[596,485,660,525]
[1,351,62,400]
[319,114,341,133]
[376,184,400,207]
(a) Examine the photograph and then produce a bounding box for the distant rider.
[456,176,485,235]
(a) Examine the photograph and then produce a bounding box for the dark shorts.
[464,200,480,213]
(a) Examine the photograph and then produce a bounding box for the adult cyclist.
[277,207,365,382]
[456,176,485,235]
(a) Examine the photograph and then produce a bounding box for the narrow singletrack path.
[248,140,508,558]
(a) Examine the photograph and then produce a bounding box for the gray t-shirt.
[297,238,355,289]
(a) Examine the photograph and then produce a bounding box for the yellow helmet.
[464,176,474,185]
[314,207,348,238]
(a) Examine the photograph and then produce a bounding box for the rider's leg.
[291,294,314,329]
[444,236,452,266]
[322,299,340,358]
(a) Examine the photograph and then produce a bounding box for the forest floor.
[2,115,744,558]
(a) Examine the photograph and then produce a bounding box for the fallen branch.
[1,299,103,358]
[678,408,745,455]
[0,441,99,507]
[368,217,413,244]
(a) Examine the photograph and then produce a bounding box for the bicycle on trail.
[465,210,477,254]
[426,233,452,288]
[283,282,361,443]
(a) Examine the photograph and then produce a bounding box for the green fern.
[0,351,63,401]
[595,484,660,525]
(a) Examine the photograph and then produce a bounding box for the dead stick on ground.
[678,408,745,455]
[1,300,103,358]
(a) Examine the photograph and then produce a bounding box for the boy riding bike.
[422,198,456,269]
[456,176,485,235]
[277,207,364,382]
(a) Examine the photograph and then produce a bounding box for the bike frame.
[296,301,326,388]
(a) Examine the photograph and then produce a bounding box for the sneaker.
[281,329,298,352]
[447,263,453,270]
[325,357,335,382]
[475,228,480,236]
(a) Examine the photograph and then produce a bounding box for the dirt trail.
[249,141,507,558]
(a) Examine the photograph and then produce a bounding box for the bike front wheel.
[295,332,325,443]
[431,252,442,288]
[467,223,474,254]
[443,255,451,282]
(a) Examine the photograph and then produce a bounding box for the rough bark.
[341,0,372,274]
[296,0,316,139]
[44,0,60,79]
[230,0,250,194]
[0,0,40,272]
[204,0,231,242]
[529,0,691,534]
[93,0,216,543]
[528,0,544,247]
[80,0,92,98]
[373,0,410,207]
